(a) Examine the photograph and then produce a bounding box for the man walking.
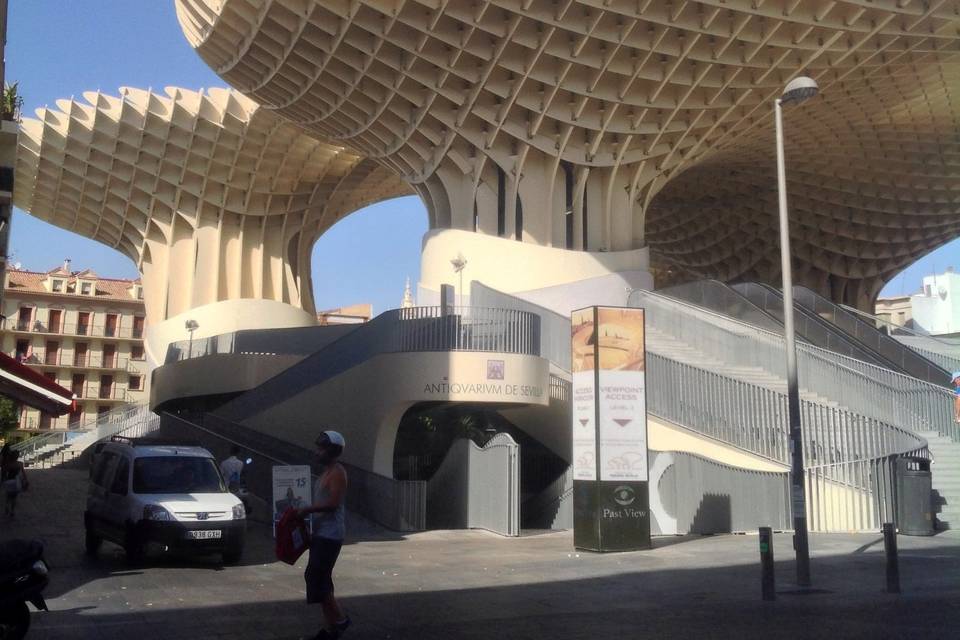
[219,446,245,488]
[298,430,350,639]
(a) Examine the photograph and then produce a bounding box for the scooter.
[0,539,49,640]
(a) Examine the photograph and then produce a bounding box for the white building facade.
[911,270,960,336]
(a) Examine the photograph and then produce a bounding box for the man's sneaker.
[334,615,352,634]
[309,629,338,640]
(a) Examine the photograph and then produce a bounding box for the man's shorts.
[304,536,342,603]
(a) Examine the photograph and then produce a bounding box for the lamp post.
[185,319,199,359]
[775,75,819,588]
[451,253,468,307]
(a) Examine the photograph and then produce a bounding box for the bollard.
[882,522,900,594]
[759,526,775,601]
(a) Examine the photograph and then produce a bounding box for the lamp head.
[450,252,467,273]
[781,76,819,104]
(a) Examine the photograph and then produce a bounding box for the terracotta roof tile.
[5,267,143,303]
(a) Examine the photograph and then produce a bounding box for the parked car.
[85,436,246,565]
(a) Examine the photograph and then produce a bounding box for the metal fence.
[838,303,960,372]
[629,289,958,442]
[12,402,159,467]
[472,282,572,367]
[166,306,540,364]
[791,286,948,386]
[892,337,960,373]
[644,354,927,532]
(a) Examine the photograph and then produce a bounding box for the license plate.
[186,530,222,540]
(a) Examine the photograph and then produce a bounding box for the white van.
[84,436,246,564]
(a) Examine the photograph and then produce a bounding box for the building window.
[132,316,145,339]
[136,286,143,300]
[130,345,144,360]
[15,339,29,362]
[81,282,92,295]
[51,279,63,292]
[128,375,142,391]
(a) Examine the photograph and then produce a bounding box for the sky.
[4,1,956,310]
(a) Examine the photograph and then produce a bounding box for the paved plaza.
[2,469,960,639]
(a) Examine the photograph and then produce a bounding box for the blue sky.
[5,2,954,309]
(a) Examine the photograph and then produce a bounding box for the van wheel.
[84,529,102,556]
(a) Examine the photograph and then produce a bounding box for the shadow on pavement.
[21,538,960,640]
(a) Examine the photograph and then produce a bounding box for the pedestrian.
[297,430,350,640]
[952,372,960,423]
[219,445,245,489]
[2,449,27,518]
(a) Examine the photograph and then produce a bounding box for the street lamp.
[185,319,199,359]
[775,75,819,588]
[450,253,468,307]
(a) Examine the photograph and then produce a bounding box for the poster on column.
[272,465,312,537]
[571,307,598,481]
[595,307,648,481]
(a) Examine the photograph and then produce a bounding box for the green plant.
[0,396,20,438]
[1,82,23,122]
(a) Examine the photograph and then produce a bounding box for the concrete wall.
[219,350,550,477]
[418,229,652,307]
[144,298,318,368]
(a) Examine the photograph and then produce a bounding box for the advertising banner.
[596,307,648,482]
[571,308,598,481]
[272,465,312,534]
[572,306,650,552]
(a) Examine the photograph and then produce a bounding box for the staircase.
[921,430,960,530]
[14,403,159,469]
[646,326,840,407]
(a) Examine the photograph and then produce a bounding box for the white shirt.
[220,457,244,486]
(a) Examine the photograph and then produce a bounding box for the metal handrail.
[11,321,144,339]
[165,306,542,363]
[12,403,158,465]
[10,349,132,371]
[628,289,958,442]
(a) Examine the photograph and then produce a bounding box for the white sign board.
[571,307,649,482]
[598,368,648,481]
[272,465,311,527]
[572,308,598,480]
[596,307,648,481]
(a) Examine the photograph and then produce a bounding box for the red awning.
[0,352,74,416]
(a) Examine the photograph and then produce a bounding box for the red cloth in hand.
[275,508,309,565]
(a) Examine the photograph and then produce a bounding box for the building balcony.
[12,350,133,372]
[10,320,144,340]
[70,384,132,403]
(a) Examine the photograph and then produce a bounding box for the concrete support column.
[138,211,315,326]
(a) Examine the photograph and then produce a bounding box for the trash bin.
[896,456,934,536]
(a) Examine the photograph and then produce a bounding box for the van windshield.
[132,456,225,494]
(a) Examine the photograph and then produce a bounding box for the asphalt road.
[3,468,960,639]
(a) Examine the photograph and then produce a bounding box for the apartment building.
[1,263,147,431]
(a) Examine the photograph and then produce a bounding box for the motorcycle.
[228,457,254,517]
[0,540,49,640]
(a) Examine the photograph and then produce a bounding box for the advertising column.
[572,306,651,552]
